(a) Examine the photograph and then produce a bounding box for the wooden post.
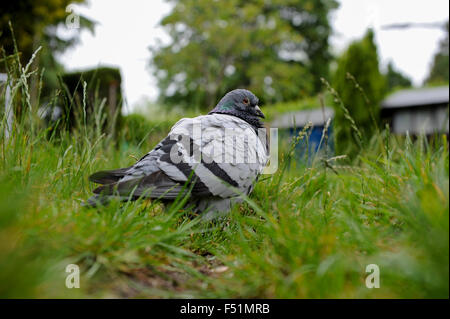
[0,73,13,140]
[108,80,118,137]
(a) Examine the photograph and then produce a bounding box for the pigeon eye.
[243,98,249,105]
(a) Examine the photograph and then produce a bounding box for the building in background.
[381,86,449,136]
[271,107,334,162]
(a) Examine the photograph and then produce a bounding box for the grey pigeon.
[86,89,268,217]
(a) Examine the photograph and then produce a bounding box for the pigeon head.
[209,89,265,128]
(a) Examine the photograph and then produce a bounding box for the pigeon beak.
[254,105,265,119]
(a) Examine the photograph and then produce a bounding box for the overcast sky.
[58,0,450,112]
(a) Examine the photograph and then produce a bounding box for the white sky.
[58,0,449,112]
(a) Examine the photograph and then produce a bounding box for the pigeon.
[86,89,269,217]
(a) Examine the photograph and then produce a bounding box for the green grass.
[0,53,448,298]
[256,95,332,122]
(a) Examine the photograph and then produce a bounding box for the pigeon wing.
[88,114,267,201]
[156,114,268,198]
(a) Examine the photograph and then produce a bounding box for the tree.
[0,1,93,62]
[332,29,386,155]
[151,0,338,111]
[385,61,412,92]
[425,21,449,85]
[278,0,339,93]
[0,1,94,99]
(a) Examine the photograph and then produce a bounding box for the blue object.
[281,123,334,165]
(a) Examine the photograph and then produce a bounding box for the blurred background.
[55,0,449,111]
[1,0,448,156]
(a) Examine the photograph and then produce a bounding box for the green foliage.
[151,0,338,110]
[385,61,412,92]
[209,133,449,298]
[120,113,152,146]
[284,0,339,93]
[0,0,94,97]
[61,67,123,139]
[120,113,176,150]
[426,21,449,85]
[263,95,333,121]
[332,29,386,155]
[0,52,448,298]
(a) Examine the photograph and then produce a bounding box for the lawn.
[0,65,448,298]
